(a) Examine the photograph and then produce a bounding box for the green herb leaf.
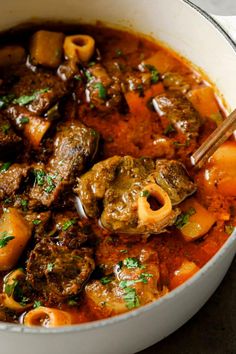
[175,207,196,229]
[32,219,42,226]
[123,287,140,309]
[85,70,93,82]
[20,116,29,124]
[94,82,107,100]
[47,263,54,272]
[33,300,42,308]
[62,218,77,231]
[145,64,159,84]
[137,84,144,97]
[20,199,28,211]
[100,276,113,285]
[5,280,18,296]
[68,299,78,306]
[34,169,46,186]
[123,257,140,269]
[120,249,128,253]
[0,94,15,109]
[140,190,150,198]
[164,124,175,135]
[115,49,123,57]
[74,75,82,81]
[0,161,12,173]
[0,231,15,248]
[13,88,50,106]
[44,174,56,193]
[1,124,11,134]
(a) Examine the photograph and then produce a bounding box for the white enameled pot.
[0,1,236,353]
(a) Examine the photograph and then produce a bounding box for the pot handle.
[213,15,236,43]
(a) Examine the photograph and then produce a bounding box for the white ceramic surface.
[0,1,236,354]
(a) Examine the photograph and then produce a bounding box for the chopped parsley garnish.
[62,218,77,231]
[33,300,42,308]
[140,190,150,198]
[123,287,140,309]
[145,64,159,84]
[85,70,93,81]
[1,124,10,134]
[0,161,12,173]
[44,174,56,193]
[123,257,140,269]
[13,88,50,106]
[0,94,15,109]
[100,276,113,285]
[68,299,78,306]
[137,84,144,97]
[115,49,123,57]
[20,116,29,124]
[119,273,153,289]
[5,280,18,296]
[20,199,28,211]
[94,82,107,100]
[32,219,42,226]
[34,169,46,186]
[88,61,96,67]
[74,75,82,81]
[0,231,15,248]
[175,207,196,229]
[47,263,54,272]
[164,124,175,135]
[225,225,235,235]
[120,249,128,253]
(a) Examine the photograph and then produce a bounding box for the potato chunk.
[179,198,216,241]
[0,208,32,271]
[170,260,199,289]
[30,30,65,68]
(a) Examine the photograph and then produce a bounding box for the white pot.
[0,1,236,353]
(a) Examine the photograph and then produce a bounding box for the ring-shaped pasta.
[24,307,73,327]
[138,183,172,225]
[1,269,32,312]
[63,35,95,62]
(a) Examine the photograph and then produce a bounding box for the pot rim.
[0,0,236,335]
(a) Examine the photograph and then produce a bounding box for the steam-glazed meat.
[49,212,91,249]
[9,68,68,115]
[75,156,196,233]
[0,163,29,200]
[26,239,95,303]
[29,121,99,207]
[85,63,123,111]
[153,92,201,139]
[86,245,167,315]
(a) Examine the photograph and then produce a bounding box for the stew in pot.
[0,23,235,327]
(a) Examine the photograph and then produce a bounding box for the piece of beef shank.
[29,120,99,208]
[26,238,95,303]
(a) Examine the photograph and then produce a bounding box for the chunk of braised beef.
[49,212,91,249]
[85,63,123,111]
[26,239,95,303]
[0,163,29,200]
[10,68,68,115]
[28,121,99,208]
[153,160,197,205]
[0,114,22,158]
[153,92,201,139]
[25,211,52,242]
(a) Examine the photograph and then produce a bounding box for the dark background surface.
[138,256,236,354]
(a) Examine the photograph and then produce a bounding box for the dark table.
[139,257,236,354]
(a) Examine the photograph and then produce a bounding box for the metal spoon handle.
[190,108,236,168]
